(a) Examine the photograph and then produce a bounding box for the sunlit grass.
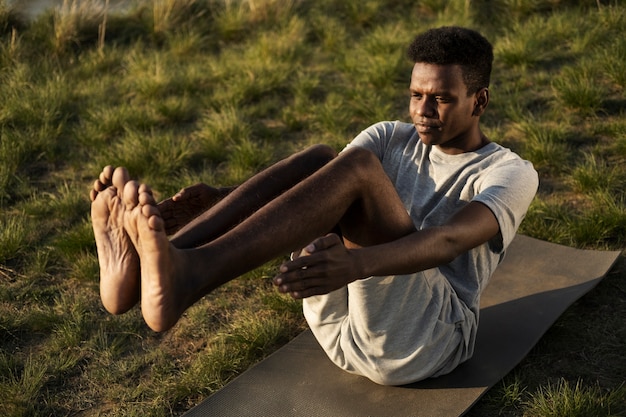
[151,0,200,38]
[52,0,109,54]
[0,0,625,415]
[515,119,571,174]
[600,36,626,90]
[0,353,48,416]
[525,379,626,417]
[494,18,553,69]
[571,154,623,194]
[519,191,626,249]
[193,106,253,163]
[552,64,608,116]
[0,212,30,264]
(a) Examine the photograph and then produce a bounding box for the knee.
[306,144,337,164]
[339,146,379,165]
[294,144,337,171]
[335,146,382,180]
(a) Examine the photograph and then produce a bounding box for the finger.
[275,263,330,291]
[308,233,342,252]
[277,274,320,294]
[292,289,322,299]
[278,255,318,276]
[289,285,327,299]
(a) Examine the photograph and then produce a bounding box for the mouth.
[415,122,442,133]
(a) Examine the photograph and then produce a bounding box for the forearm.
[353,227,461,278]
[274,202,500,299]
[353,202,500,279]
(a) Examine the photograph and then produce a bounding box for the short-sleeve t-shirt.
[302,120,538,384]
[346,121,538,317]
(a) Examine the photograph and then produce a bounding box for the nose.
[413,97,436,118]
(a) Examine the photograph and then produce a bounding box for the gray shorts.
[303,269,476,386]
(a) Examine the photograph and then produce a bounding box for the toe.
[123,181,140,208]
[138,186,156,206]
[99,165,114,185]
[143,204,164,231]
[112,167,131,191]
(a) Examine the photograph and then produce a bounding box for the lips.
[415,122,442,133]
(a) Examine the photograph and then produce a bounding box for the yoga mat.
[183,235,621,417]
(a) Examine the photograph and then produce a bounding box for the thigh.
[336,147,416,249]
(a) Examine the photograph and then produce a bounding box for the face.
[409,63,488,154]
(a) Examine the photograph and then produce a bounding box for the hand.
[158,183,224,235]
[273,234,363,299]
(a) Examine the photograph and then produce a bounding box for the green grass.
[0,0,625,415]
[525,379,626,417]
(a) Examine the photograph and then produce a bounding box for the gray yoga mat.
[183,235,621,417]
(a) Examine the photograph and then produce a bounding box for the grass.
[0,0,625,415]
[525,379,626,417]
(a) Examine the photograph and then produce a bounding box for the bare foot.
[123,181,188,332]
[158,183,225,236]
[90,166,140,314]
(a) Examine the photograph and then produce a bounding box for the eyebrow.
[409,86,454,96]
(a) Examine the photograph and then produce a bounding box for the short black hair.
[407,26,493,95]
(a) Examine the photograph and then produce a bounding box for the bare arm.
[274,201,500,298]
[357,201,499,277]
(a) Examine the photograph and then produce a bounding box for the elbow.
[438,229,467,264]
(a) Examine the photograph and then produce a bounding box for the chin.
[419,136,439,147]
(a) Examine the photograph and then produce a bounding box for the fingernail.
[305,244,315,252]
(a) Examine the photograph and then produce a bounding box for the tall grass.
[525,379,626,417]
[52,0,109,54]
[0,0,624,415]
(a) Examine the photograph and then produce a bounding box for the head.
[407,26,493,95]
[406,27,494,154]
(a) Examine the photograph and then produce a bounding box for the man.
[90,26,538,385]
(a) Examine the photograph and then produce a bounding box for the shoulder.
[481,143,537,177]
[360,120,414,139]
[346,121,417,155]
[472,143,539,212]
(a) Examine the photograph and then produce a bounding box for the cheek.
[408,106,418,123]
[409,99,429,120]
[442,105,472,125]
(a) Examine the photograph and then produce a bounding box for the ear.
[472,88,489,116]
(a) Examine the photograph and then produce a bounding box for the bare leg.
[125,147,415,332]
[92,145,335,319]
[170,144,337,248]
[90,166,140,314]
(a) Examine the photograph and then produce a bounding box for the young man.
[90,26,538,385]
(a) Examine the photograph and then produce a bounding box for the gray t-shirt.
[346,121,538,315]
[303,121,538,384]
